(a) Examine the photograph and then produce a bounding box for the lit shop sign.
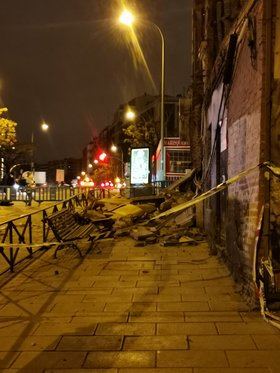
[131,148,150,184]
[164,138,188,146]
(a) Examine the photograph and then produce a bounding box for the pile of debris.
[80,169,205,247]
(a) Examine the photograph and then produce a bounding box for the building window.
[166,150,192,174]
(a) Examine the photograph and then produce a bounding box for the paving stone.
[118,369,192,373]
[0,321,35,336]
[11,351,87,369]
[106,262,155,270]
[188,335,256,350]
[104,302,157,312]
[0,302,53,316]
[45,369,117,373]
[204,286,237,295]
[50,302,105,314]
[57,335,123,351]
[84,351,156,368]
[208,300,250,311]
[0,351,20,369]
[136,280,180,288]
[123,336,188,350]
[133,294,182,302]
[184,312,242,322]
[226,350,280,368]
[95,323,156,336]
[71,313,128,323]
[216,322,279,334]
[129,312,184,323]
[0,335,60,351]
[193,369,270,373]
[159,286,206,296]
[239,312,265,322]
[157,301,210,312]
[33,322,97,336]
[157,350,228,367]
[93,281,137,288]
[156,322,217,335]
[83,294,133,302]
[112,288,159,296]
[91,275,122,281]
[66,288,113,295]
[251,334,280,349]
[181,279,236,288]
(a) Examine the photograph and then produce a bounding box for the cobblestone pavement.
[0,236,279,372]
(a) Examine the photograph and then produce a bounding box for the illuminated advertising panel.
[131,147,150,184]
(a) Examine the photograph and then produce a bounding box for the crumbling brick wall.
[270,1,280,263]
[225,1,265,294]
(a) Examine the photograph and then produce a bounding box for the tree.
[123,112,160,154]
[0,116,17,147]
[0,111,19,180]
[122,107,175,154]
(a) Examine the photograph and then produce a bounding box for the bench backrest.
[46,209,79,241]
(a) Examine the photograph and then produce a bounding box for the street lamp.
[118,9,165,181]
[111,144,124,178]
[119,10,135,27]
[31,122,49,173]
[125,108,136,121]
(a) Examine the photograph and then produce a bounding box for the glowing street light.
[94,159,99,165]
[119,10,135,27]
[41,123,49,131]
[111,144,118,153]
[88,163,93,169]
[31,122,50,172]
[125,109,136,121]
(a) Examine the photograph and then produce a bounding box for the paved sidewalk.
[0,236,279,372]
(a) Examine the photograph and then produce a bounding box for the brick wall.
[270,0,280,264]
[225,1,265,294]
[202,0,266,301]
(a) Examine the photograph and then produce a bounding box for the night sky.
[0,0,192,163]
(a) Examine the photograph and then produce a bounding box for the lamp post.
[111,144,124,178]
[119,9,165,181]
[31,123,49,173]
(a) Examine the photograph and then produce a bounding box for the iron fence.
[0,190,111,273]
[0,185,111,204]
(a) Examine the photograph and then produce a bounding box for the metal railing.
[0,185,111,204]
[0,190,110,273]
[0,182,171,203]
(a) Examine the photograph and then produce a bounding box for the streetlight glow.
[111,145,117,153]
[88,163,93,169]
[125,109,136,121]
[94,159,99,165]
[119,10,135,26]
[41,123,49,131]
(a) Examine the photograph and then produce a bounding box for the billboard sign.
[56,169,65,183]
[34,172,46,185]
[131,147,150,184]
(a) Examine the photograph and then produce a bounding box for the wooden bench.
[45,208,99,257]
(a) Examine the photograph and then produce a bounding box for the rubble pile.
[81,170,205,248]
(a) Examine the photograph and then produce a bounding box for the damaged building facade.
[190,0,280,301]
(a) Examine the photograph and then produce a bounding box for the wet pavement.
[0,236,279,372]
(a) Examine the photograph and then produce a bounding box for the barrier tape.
[152,162,263,221]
